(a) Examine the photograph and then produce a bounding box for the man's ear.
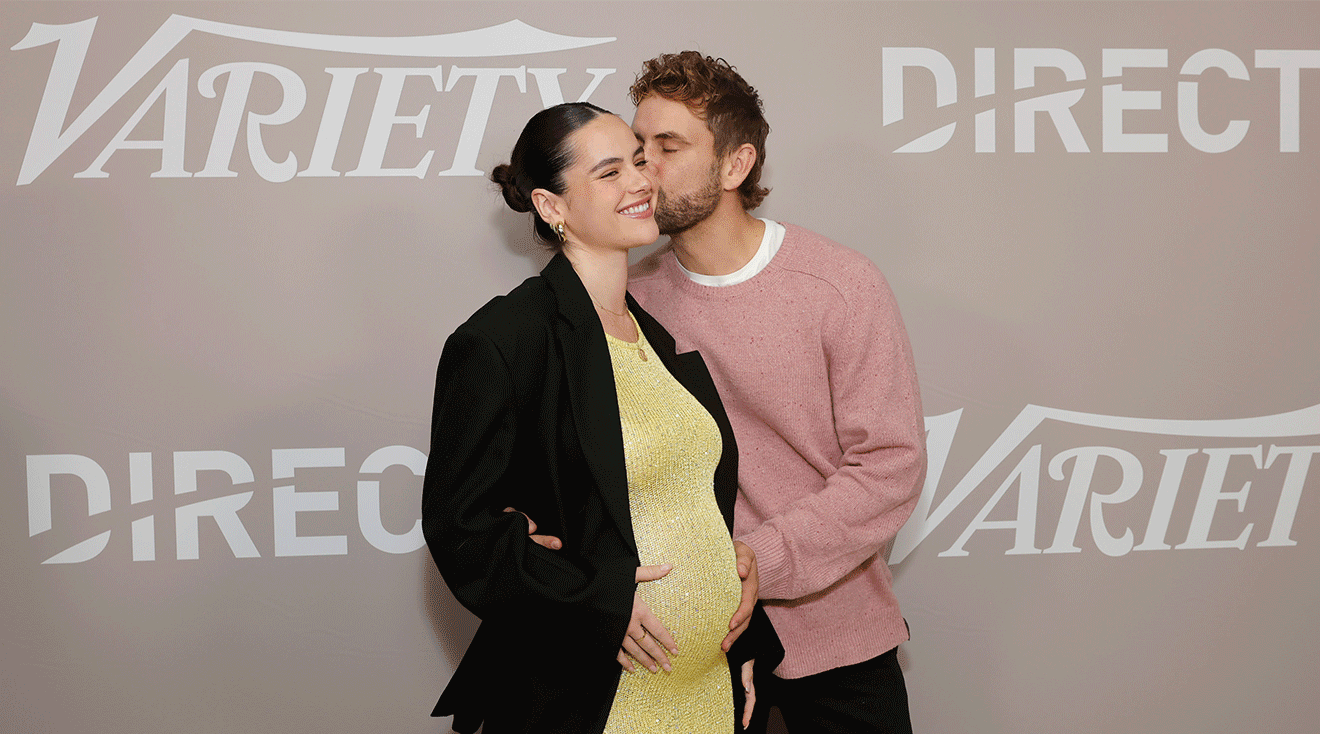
[721,143,757,191]
[531,189,566,228]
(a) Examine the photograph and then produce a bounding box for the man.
[626,51,927,733]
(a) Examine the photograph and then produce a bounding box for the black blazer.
[422,253,781,734]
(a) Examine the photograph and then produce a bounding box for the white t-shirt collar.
[676,218,786,287]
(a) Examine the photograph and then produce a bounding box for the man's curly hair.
[630,51,771,210]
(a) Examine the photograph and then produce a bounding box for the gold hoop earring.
[554,222,566,242]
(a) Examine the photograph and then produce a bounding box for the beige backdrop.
[3,2,1318,733]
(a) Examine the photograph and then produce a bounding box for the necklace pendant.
[638,347,648,361]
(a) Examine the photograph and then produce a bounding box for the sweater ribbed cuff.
[740,524,791,601]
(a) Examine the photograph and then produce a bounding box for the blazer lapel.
[631,295,723,430]
[542,254,636,555]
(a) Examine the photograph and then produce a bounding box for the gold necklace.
[592,298,648,361]
[591,298,628,318]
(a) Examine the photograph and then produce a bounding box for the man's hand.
[722,540,758,652]
[503,507,561,550]
[740,659,757,728]
[616,564,679,673]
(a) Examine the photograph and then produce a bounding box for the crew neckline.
[674,218,785,288]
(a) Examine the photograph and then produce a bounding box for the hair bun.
[491,163,533,213]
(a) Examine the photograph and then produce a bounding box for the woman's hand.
[503,507,561,549]
[617,563,678,673]
[740,660,756,728]
[506,509,680,673]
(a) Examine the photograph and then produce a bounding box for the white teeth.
[621,201,650,215]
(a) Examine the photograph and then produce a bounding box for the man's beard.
[655,166,722,236]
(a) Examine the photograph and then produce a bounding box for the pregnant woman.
[421,102,780,734]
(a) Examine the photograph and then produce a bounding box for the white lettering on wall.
[10,16,616,184]
[880,46,1317,154]
[891,403,1320,562]
[28,446,427,564]
[24,404,1318,565]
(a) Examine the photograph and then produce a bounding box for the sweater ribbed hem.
[765,596,909,679]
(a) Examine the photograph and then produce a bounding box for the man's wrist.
[737,526,789,597]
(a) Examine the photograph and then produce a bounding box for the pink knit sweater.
[629,223,926,678]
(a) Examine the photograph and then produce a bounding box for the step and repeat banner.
[3,2,1317,733]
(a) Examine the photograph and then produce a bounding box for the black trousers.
[744,647,913,734]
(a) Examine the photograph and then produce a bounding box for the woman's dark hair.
[491,102,610,248]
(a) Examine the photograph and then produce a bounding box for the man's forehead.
[634,96,711,138]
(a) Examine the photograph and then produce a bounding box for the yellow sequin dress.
[601,313,742,734]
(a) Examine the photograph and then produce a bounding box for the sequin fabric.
[600,314,741,734]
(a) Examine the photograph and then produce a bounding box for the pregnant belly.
[634,521,741,653]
